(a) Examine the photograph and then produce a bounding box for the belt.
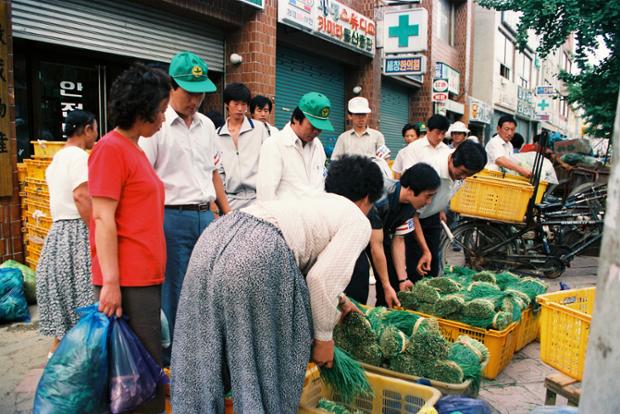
[165,203,211,212]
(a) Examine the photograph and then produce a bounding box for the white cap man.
[330,97,386,160]
[447,121,470,149]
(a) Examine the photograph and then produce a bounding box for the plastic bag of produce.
[0,260,36,304]
[33,304,110,414]
[109,317,168,413]
[0,268,31,323]
[435,395,492,414]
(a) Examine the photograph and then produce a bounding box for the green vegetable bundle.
[425,277,462,294]
[448,335,487,394]
[379,326,408,359]
[319,347,373,404]
[397,290,419,310]
[316,398,364,414]
[433,294,465,318]
[333,313,383,365]
[411,281,441,304]
[472,271,496,284]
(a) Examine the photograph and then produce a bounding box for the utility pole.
[580,89,620,412]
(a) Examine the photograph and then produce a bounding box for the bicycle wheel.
[440,221,517,270]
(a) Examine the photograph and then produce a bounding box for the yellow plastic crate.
[299,365,440,414]
[477,169,549,204]
[25,198,51,220]
[24,223,49,245]
[514,307,541,352]
[17,162,27,183]
[24,159,51,181]
[537,287,595,381]
[450,175,534,223]
[31,140,65,158]
[24,178,50,198]
[25,255,38,271]
[403,310,518,379]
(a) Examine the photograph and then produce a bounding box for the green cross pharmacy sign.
[236,0,263,9]
[383,9,428,53]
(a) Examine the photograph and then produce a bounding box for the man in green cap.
[256,91,332,200]
[139,51,230,366]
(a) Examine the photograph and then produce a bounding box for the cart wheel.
[542,257,565,279]
[440,221,516,270]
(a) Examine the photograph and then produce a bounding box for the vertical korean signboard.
[0,1,10,196]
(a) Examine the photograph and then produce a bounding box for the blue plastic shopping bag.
[0,268,31,323]
[109,317,168,413]
[33,304,110,414]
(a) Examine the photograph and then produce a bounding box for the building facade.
[471,6,581,145]
[1,0,477,262]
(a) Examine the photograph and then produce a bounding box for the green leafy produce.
[433,294,465,318]
[365,307,388,333]
[334,312,376,348]
[409,322,449,360]
[412,282,440,304]
[443,266,475,286]
[448,336,487,394]
[319,347,373,404]
[491,311,513,330]
[504,288,531,307]
[379,326,408,359]
[507,277,548,302]
[417,303,436,315]
[464,282,503,302]
[380,309,420,336]
[472,271,497,284]
[501,293,527,322]
[463,299,496,319]
[425,277,462,294]
[397,290,418,310]
[426,360,464,384]
[388,353,426,377]
[494,271,521,290]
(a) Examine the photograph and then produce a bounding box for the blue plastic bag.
[33,304,110,414]
[0,268,31,323]
[109,317,168,413]
[436,395,492,414]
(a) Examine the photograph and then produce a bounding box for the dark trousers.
[95,285,164,413]
[405,213,442,283]
[344,252,371,304]
[369,242,400,307]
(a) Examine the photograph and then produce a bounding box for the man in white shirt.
[407,140,487,281]
[138,51,230,365]
[485,115,532,177]
[392,115,452,179]
[331,97,385,160]
[256,92,330,201]
[215,83,269,209]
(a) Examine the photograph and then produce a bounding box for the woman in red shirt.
[88,64,170,412]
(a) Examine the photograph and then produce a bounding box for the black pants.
[344,251,371,304]
[405,213,442,283]
[369,242,400,307]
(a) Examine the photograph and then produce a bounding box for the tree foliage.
[476,0,620,138]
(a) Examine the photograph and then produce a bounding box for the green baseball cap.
[416,122,428,133]
[298,92,334,132]
[169,51,217,93]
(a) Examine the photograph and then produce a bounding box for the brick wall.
[0,0,22,263]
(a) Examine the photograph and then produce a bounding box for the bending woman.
[36,110,98,358]
[172,155,384,414]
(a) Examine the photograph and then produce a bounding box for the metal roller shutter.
[380,78,410,154]
[275,47,345,151]
[11,0,224,71]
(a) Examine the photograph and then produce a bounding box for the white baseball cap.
[448,121,470,134]
[348,97,372,114]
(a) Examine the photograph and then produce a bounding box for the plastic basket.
[537,287,595,381]
[25,255,38,271]
[17,162,27,183]
[477,169,549,204]
[514,307,541,352]
[361,362,485,397]
[24,223,49,245]
[403,310,518,379]
[25,198,51,219]
[450,175,534,223]
[299,365,441,414]
[24,178,49,198]
[24,159,50,181]
[31,140,65,158]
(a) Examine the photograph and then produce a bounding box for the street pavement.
[0,255,598,413]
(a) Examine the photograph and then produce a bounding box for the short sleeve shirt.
[485,135,513,168]
[89,130,166,287]
[45,146,89,221]
[368,181,416,243]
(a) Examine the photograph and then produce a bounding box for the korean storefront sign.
[516,86,534,119]
[60,81,85,137]
[278,0,376,56]
[0,1,10,195]
[383,8,428,54]
[383,54,426,76]
[468,97,492,124]
[435,62,459,95]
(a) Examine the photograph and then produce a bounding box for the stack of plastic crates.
[20,140,64,270]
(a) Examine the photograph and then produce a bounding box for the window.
[496,31,514,80]
[517,53,532,88]
[436,0,455,46]
[560,98,569,118]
